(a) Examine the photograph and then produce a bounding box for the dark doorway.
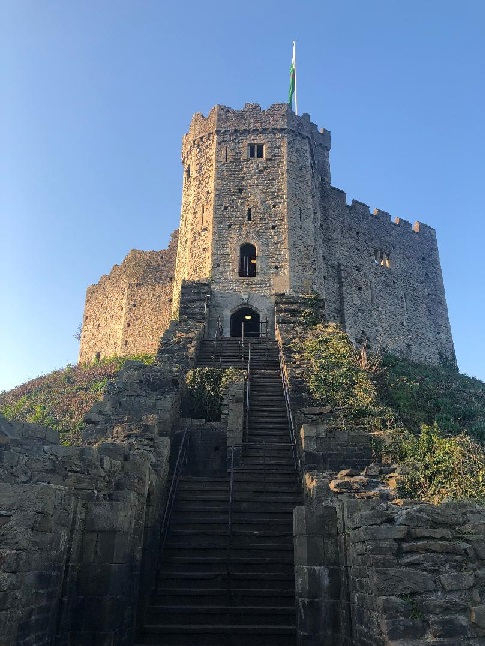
[239,243,257,277]
[230,307,260,337]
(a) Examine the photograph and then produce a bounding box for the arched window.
[239,243,257,277]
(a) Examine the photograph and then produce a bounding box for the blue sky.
[1,0,484,391]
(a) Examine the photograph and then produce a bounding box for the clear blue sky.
[1,0,484,391]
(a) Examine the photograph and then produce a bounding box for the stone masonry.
[79,231,178,364]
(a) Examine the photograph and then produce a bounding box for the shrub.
[388,424,485,503]
[380,354,485,442]
[295,323,386,421]
[182,367,245,422]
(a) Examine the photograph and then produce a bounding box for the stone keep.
[80,102,455,366]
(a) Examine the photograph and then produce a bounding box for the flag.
[288,41,296,108]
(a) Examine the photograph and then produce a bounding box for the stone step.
[144,605,295,627]
[136,624,296,646]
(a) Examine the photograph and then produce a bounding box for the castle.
[5,104,485,646]
[79,103,455,367]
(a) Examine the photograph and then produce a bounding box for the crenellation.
[351,199,371,216]
[393,216,413,230]
[373,208,391,222]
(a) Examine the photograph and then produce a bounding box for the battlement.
[329,188,437,243]
[184,103,331,149]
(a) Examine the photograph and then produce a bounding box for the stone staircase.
[136,338,302,646]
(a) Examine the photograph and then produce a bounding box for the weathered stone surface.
[79,231,179,363]
[372,568,436,595]
[439,572,475,590]
[471,605,485,629]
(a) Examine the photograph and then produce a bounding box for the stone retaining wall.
[294,499,485,646]
[0,415,170,646]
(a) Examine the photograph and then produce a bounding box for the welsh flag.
[288,41,296,108]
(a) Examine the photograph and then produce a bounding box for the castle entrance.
[230,307,260,337]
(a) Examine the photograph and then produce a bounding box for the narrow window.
[185,165,190,181]
[247,208,252,222]
[239,243,257,277]
[225,146,228,162]
[248,143,264,159]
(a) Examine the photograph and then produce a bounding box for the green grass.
[0,355,155,445]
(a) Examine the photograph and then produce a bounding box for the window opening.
[247,208,252,222]
[185,165,190,180]
[374,249,391,268]
[239,243,257,277]
[248,143,264,159]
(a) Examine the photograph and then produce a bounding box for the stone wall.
[294,500,485,646]
[79,231,178,363]
[319,189,455,366]
[0,415,170,646]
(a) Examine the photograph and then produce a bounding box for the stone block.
[371,568,436,595]
[409,527,452,539]
[440,572,475,590]
[471,605,485,629]
[377,595,412,619]
[294,535,325,566]
[422,599,468,614]
[353,525,408,542]
[85,503,135,533]
[430,615,471,638]
[380,617,426,641]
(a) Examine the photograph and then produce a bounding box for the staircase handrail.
[277,344,303,482]
[226,444,236,601]
[156,427,190,575]
[244,342,251,442]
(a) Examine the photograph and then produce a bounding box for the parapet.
[184,103,331,149]
[328,194,439,246]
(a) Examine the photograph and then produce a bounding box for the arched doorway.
[230,307,260,337]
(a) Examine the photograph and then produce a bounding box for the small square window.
[248,143,264,159]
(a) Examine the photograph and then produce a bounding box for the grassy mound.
[0,356,154,445]
[295,323,485,503]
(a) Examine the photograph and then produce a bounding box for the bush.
[380,354,485,442]
[295,323,386,421]
[388,424,485,503]
[182,367,245,422]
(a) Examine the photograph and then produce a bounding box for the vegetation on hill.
[2,323,484,504]
[0,356,154,445]
[295,323,485,503]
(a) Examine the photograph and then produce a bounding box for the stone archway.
[230,307,260,337]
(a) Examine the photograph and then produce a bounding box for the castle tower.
[172,103,331,338]
[79,101,455,367]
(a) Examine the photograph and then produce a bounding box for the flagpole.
[293,41,298,115]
